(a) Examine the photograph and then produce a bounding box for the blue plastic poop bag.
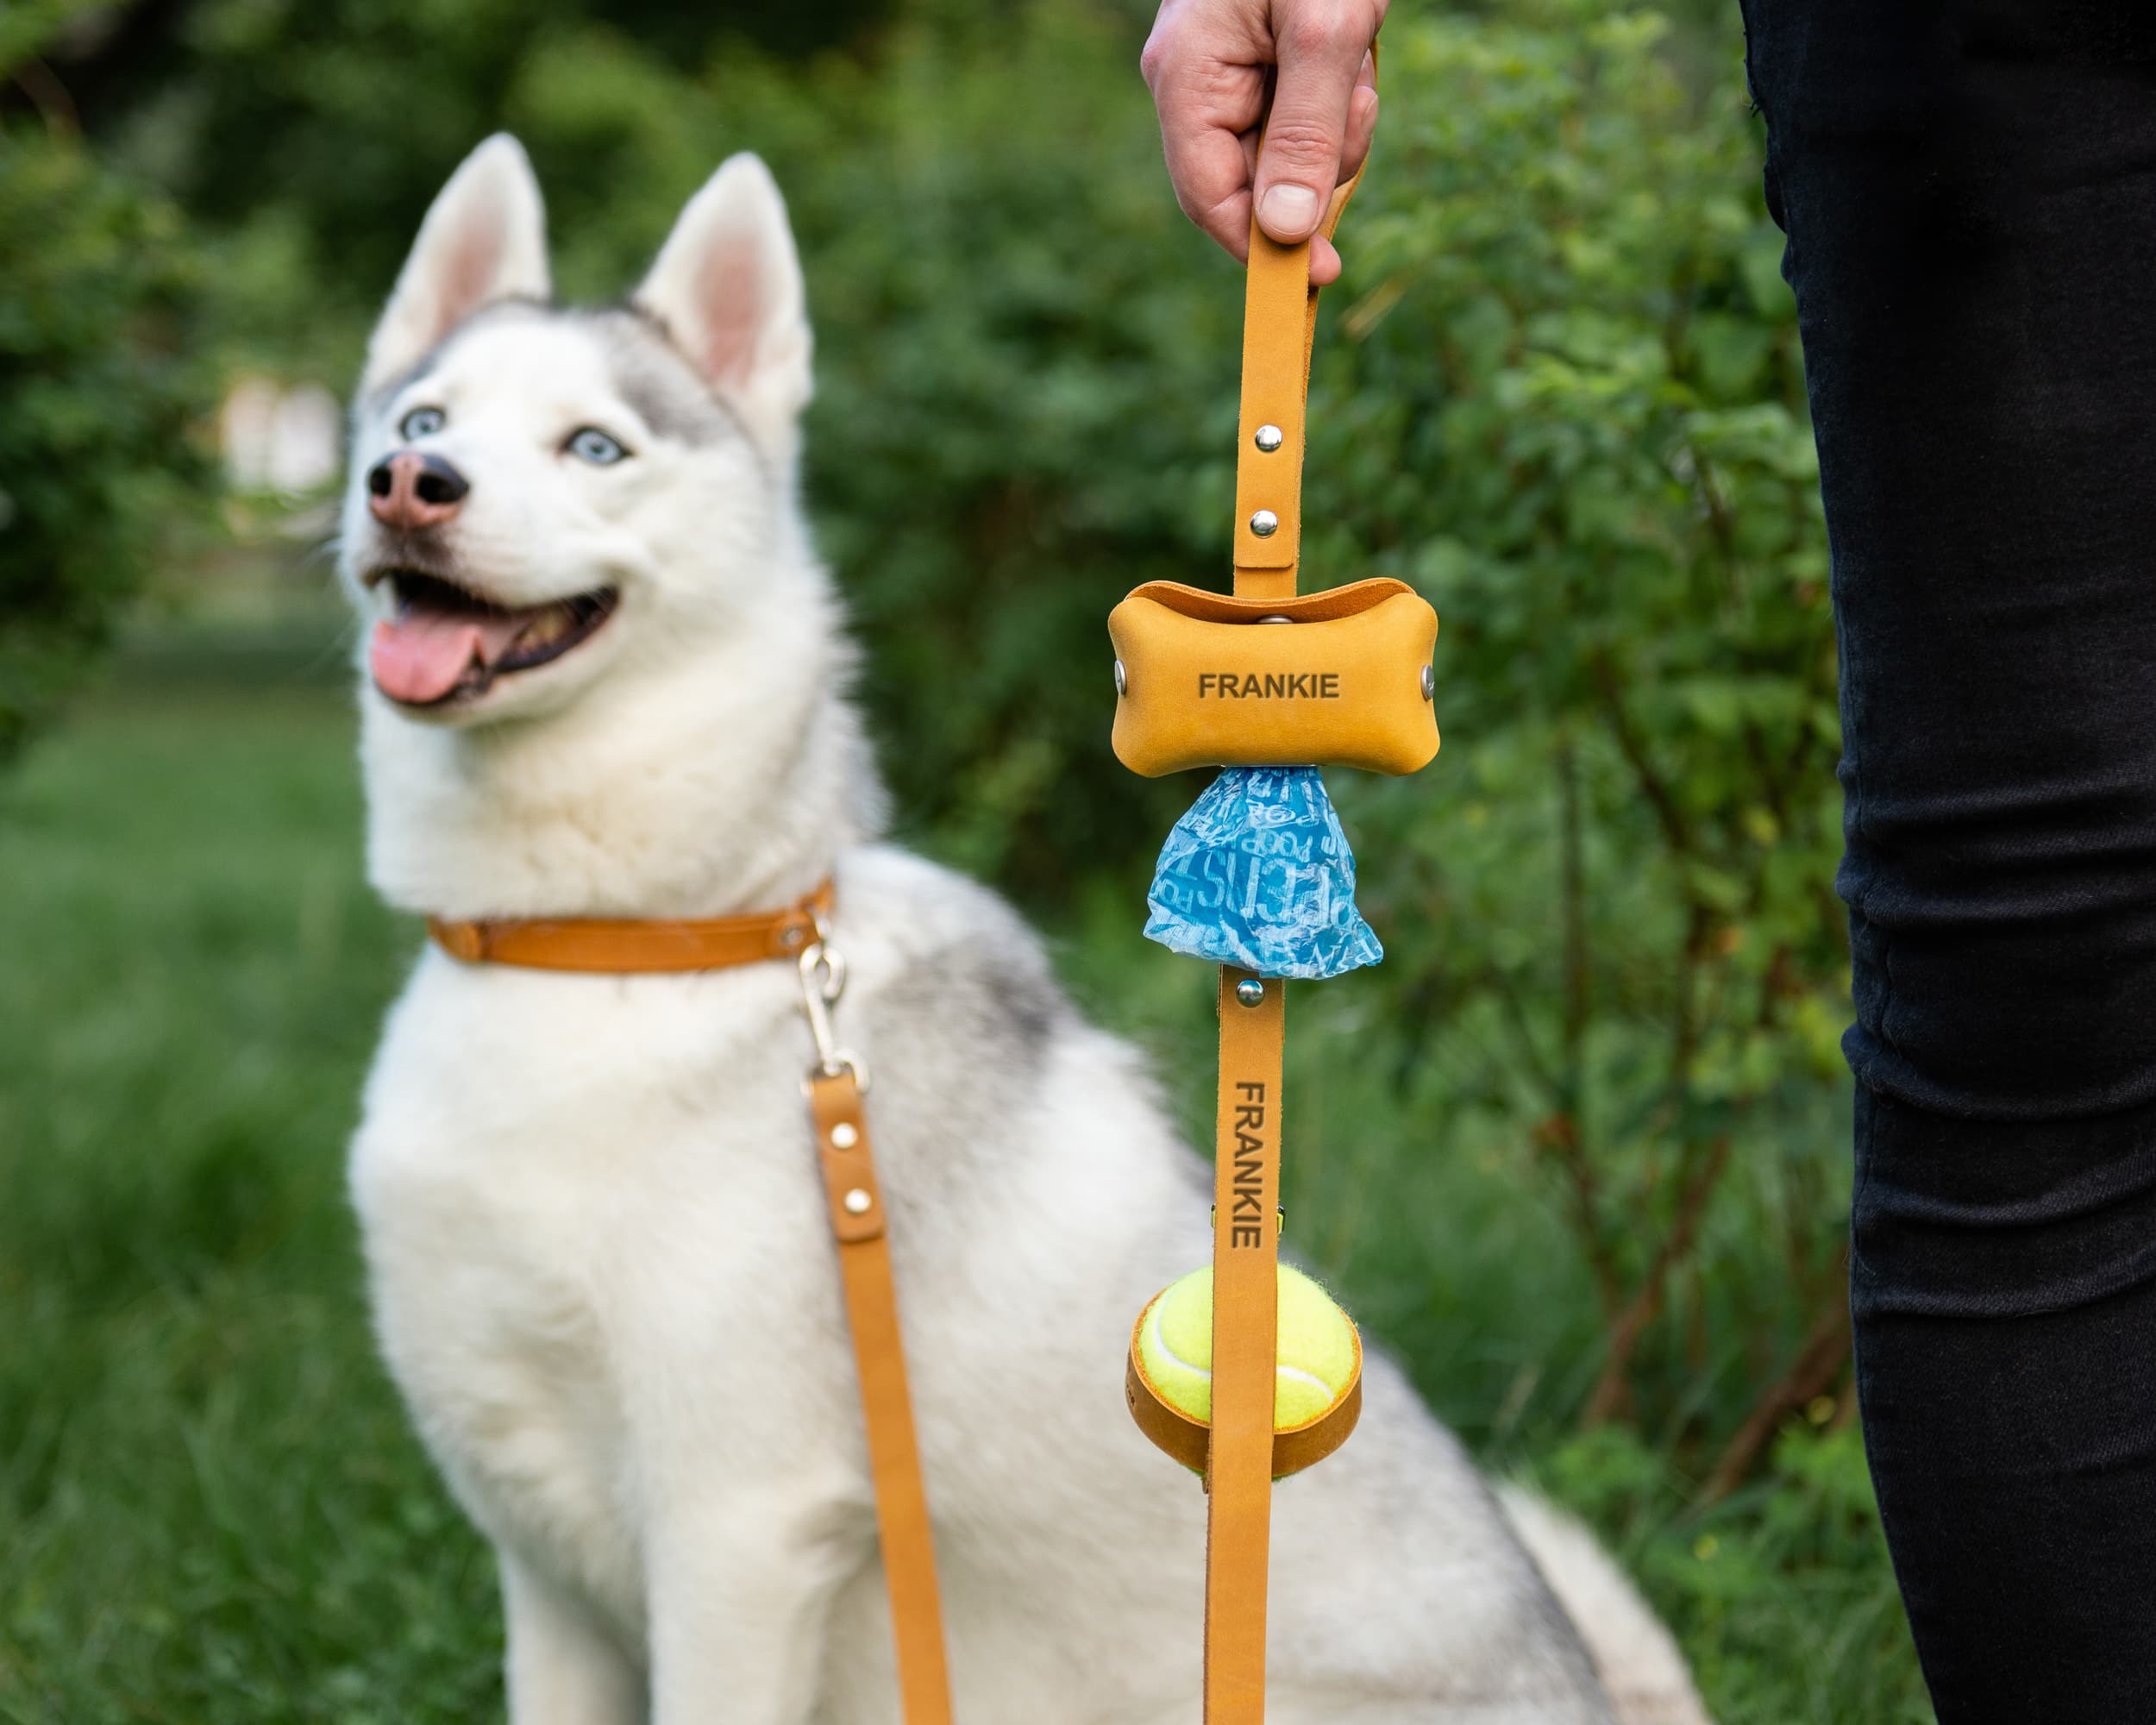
[1143,766,1382,980]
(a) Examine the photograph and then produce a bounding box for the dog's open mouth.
[367,570,617,707]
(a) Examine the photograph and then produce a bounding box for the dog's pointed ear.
[632,154,812,456]
[363,135,550,397]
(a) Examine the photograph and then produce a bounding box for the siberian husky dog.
[342,135,1711,1725]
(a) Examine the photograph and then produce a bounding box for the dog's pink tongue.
[370,609,527,705]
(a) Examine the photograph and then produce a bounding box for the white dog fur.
[342,134,1712,1725]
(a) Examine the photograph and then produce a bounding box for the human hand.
[1140,0,1385,285]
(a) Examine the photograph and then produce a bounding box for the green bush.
[0,120,212,760]
[1325,7,1849,1433]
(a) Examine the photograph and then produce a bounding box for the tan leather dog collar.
[427,879,835,973]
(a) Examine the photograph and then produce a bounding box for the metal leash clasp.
[797,910,869,1093]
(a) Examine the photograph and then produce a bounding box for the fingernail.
[1260,184,1319,236]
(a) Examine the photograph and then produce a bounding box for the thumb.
[1252,9,1371,244]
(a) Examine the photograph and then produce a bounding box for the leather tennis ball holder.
[1114,101,1441,1725]
[1124,1283,1368,1478]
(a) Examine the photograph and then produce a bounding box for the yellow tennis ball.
[1137,1264,1357,1430]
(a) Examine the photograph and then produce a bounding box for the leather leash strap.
[428,881,952,1725]
[1206,140,1368,1725]
[1206,965,1287,1721]
[1232,162,1369,604]
[807,1070,955,1724]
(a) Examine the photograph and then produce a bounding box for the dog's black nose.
[367,451,469,529]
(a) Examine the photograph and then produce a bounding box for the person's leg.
[1739,1,2156,1715]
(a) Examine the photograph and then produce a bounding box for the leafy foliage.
[1321,5,1851,1441]
[1528,1421,1932,1722]
[0,116,211,760]
[79,0,893,366]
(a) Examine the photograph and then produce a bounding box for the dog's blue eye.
[567,428,627,466]
[398,406,446,441]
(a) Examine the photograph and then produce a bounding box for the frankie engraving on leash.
[1198,671,1343,699]
[1231,1080,1269,1248]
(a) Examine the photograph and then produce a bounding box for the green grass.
[0,683,498,1722]
[0,673,1929,1722]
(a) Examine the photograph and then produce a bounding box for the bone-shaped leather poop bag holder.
[1108,577,1438,776]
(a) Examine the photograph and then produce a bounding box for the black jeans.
[1737,1,2156,1715]
[1742,0,2156,1708]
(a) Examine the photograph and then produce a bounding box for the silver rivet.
[1421,664,1436,701]
[1254,423,1284,453]
[843,1188,873,1215]
[830,1121,858,1150]
[1258,614,1293,624]
[1235,978,1265,1007]
[1249,510,1279,538]
[1113,659,1127,698]
[781,924,805,948]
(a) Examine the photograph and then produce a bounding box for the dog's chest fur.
[348,853,1166,1654]
[352,934,823,1625]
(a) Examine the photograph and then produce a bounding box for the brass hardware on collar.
[433,920,486,963]
[798,938,869,1092]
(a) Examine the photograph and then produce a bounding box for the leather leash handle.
[1231,151,1370,601]
[809,1072,954,1725]
[1206,95,1369,1725]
